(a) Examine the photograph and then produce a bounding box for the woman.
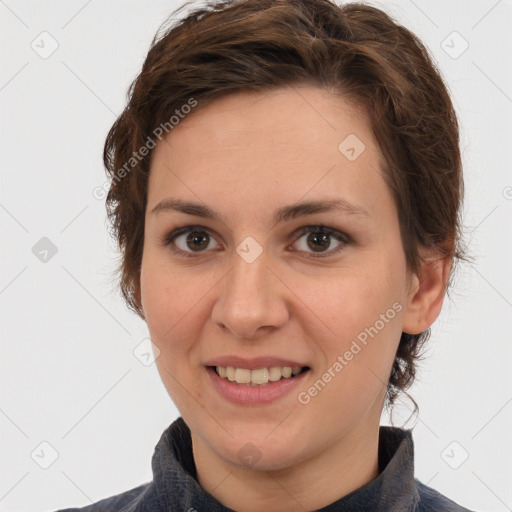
[57,0,473,510]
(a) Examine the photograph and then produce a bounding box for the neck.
[191,419,381,512]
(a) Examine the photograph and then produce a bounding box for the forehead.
[147,86,392,224]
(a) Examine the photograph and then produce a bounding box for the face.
[140,85,419,471]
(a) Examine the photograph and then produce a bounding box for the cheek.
[300,265,401,342]
[140,253,199,349]
[141,258,207,410]
[293,258,405,389]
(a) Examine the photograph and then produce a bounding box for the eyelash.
[160,224,352,259]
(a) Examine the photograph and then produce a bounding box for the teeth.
[226,367,236,381]
[268,367,282,382]
[281,367,292,378]
[215,365,305,385]
[234,368,251,384]
[251,368,269,385]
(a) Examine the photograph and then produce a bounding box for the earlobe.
[402,249,452,335]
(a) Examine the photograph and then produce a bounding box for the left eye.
[291,225,349,257]
[163,225,350,258]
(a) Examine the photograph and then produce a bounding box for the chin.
[202,419,311,471]
[222,440,305,473]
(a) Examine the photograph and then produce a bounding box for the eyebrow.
[151,197,371,225]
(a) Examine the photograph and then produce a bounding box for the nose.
[211,249,289,340]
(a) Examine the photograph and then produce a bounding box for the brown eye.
[175,229,217,253]
[163,226,221,256]
[291,226,350,257]
[306,232,331,252]
[183,231,210,251]
[163,224,350,259]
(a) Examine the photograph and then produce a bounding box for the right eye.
[162,226,222,257]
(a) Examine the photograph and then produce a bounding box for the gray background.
[1,1,511,511]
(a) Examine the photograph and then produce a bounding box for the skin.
[139,85,451,511]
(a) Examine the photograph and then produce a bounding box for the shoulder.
[416,479,477,512]
[52,482,152,512]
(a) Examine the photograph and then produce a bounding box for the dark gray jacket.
[55,417,476,511]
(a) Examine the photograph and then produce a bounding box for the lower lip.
[207,367,310,405]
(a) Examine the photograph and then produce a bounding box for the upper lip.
[204,356,309,370]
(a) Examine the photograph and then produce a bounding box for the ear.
[402,247,452,335]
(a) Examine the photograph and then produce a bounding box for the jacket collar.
[150,417,419,511]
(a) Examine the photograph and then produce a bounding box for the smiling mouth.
[209,365,310,386]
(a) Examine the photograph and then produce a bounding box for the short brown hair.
[103,0,466,408]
